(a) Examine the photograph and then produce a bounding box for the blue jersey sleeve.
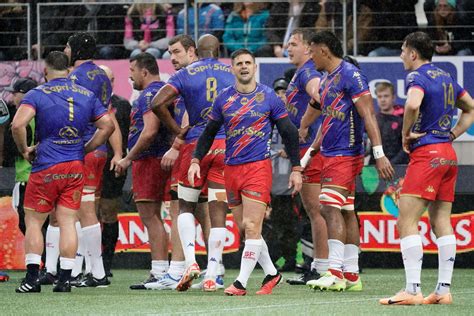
[344,68,370,102]
[452,77,467,100]
[270,92,288,122]
[92,98,107,121]
[208,93,224,123]
[167,70,186,95]
[299,67,320,91]
[20,90,39,111]
[405,71,426,93]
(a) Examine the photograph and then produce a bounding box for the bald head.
[99,64,114,89]
[197,34,220,59]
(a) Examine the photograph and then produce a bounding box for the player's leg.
[422,200,455,304]
[341,194,362,291]
[16,209,49,293]
[99,197,120,278]
[39,212,60,285]
[194,200,211,252]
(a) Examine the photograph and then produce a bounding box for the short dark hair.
[290,28,315,45]
[130,52,159,75]
[45,51,69,71]
[230,48,255,62]
[168,34,196,51]
[404,31,434,61]
[311,31,343,58]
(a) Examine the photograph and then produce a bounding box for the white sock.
[72,222,84,277]
[327,239,345,272]
[258,238,277,276]
[401,234,423,294]
[25,253,42,265]
[151,260,169,278]
[343,244,359,274]
[60,257,76,270]
[177,213,197,267]
[168,261,185,278]
[82,223,105,279]
[314,258,329,274]
[236,239,262,288]
[205,228,226,279]
[436,234,456,295]
[45,225,60,275]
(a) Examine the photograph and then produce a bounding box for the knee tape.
[208,188,227,203]
[341,196,355,211]
[319,188,346,210]
[81,188,96,202]
[177,184,200,203]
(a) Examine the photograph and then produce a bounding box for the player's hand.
[110,153,122,171]
[161,147,179,171]
[115,157,131,177]
[21,145,36,162]
[298,127,309,143]
[375,156,395,181]
[188,161,201,187]
[278,149,288,158]
[138,40,149,51]
[402,132,426,154]
[289,171,303,196]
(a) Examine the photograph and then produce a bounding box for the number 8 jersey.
[166,57,235,142]
[405,63,466,151]
[20,78,106,172]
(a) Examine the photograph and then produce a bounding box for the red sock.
[329,268,344,279]
[344,272,359,282]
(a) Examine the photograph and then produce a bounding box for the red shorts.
[300,148,323,184]
[170,150,182,188]
[401,143,458,202]
[321,155,364,191]
[84,150,107,191]
[224,159,272,208]
[179,139,225,188]
[24,161,84,213]
[132,156,171,202]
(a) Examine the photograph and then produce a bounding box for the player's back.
[406,63,465,150]
[69,61,112,108]
[167,57,234,141]
[21,78,104,172]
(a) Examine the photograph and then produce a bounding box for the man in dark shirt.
[370,82,408,165]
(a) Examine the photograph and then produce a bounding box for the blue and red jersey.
[405,63,466,151]
[128,81,171,159]
[319,60,369,157]
[166,58,235,142]
[209,83,288,165]
[285,59,322,148]
[20,78,106,172]
[69,61,112,147]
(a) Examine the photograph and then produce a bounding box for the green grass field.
[1,269,473,315]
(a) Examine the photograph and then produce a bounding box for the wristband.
[372,145,385,159]
[190,158,200,165]
[449,131,457,141]
[300,147,314,168]
[291,166,303,173]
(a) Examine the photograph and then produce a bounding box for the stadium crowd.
[0,0,473,307]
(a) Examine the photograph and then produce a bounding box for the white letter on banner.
[388,219,400,244]
[456,219,471,246]
[129,221,148,244]
[364,220,385,244]
[118,221,128,244]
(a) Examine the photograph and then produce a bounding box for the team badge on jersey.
[256,92,265,103]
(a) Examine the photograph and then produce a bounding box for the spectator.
[177,1,224,40]
[124,2,172,59]
[264,1,320,57]
[0,1,28,61]
[222,3,269,56]
[369,82,408,165]
[425,0,473,56]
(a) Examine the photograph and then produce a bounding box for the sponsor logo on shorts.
[425,185,435,193]
[88,173,95,180]
[73,190,81,202]
[244,190,261,198]
[430,157,457,168]
[44,173,83,183]
[38,199,48,206]
[322,177,333,183]
[206,148,225,155]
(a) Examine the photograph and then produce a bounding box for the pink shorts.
[24,161,84,213]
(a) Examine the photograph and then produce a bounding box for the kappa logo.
[425,185,435,193]
[38,199,48,206]
[353,71,360,78]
